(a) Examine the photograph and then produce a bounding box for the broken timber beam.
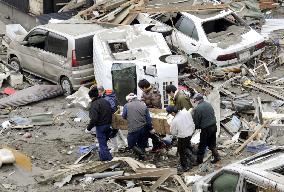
[251,83,284,101]
[234,120,270,154]
[131,4,228,13]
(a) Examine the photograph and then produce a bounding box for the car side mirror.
[20,40,28,46]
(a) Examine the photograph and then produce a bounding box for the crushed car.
[193,146,284,192]
[136,10,265,68]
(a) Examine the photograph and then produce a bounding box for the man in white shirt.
[166,106,195,173]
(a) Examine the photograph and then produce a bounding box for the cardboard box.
[112,108,170,135]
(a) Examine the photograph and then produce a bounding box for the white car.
[193,147,284,192]
[136,10,265,67]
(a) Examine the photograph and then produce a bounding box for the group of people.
[86,79,220,173]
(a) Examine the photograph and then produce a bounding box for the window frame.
[210,170,240,192]
[45,31,68,57]
[24,28,48,50]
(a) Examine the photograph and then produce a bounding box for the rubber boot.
[132,146,146,160]
[211,148,221,164]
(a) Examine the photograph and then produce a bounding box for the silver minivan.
[7,23,104,94]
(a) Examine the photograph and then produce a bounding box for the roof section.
[41,22,103,36]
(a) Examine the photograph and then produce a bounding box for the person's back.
[104,91,118,114]
[175,90,192,110]
[171,109,195,138]
[125,100,147,133]
[193,100,216,130]
[90,97,112,126]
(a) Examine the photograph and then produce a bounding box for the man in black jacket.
[192,93,220,164]
[87,86,113,161]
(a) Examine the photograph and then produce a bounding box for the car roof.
[39,23,104,37]
[229,147,284,185]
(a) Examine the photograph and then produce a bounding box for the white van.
[92,24,184,107]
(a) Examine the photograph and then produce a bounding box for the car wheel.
[159,54,188,65]
[60,77,73,95]
[145,25,173,37]
[9,57,21,72]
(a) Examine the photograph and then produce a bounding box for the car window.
[175,16,199,41]
[25,29,48,50]
[212,171,239,192]
[46,32,68,57]
[243,180,275,192]
[75,35,93,65]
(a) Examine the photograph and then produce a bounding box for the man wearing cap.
[192,93,220,164]
[166,106,195,172]
[138,79,165,153]
[166,84,192,110]
[122,93,152,160]
[86,86,113,161]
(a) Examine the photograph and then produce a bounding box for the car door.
[171,15,200,54]
[17,28,47,76]
[43,31,68,82]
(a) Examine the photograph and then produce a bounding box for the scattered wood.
[131,4,228,13]
[234,120,270,154]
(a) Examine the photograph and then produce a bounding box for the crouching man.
[122,93,152,160]
[86,86,113,161]
[166,106,195,173]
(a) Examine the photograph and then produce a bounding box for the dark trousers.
[177,136,192,168]
[96,124,113,161]
[197,124,217,156]
[127,127,148,150]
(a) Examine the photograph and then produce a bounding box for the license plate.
[239,51,250,60]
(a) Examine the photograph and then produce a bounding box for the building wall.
[0,1,36,30]
[29,0,43,15]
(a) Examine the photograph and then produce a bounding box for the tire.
[60,77,73,95]
[145,25,173,37]
[9,57,21,72]
[159,54,188,65]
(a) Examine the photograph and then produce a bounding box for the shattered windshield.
[202,13,250,48]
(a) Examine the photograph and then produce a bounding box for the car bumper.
[214,47,264,67]
[71,75,96,90]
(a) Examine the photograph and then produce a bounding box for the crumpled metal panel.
[0,85,64,108]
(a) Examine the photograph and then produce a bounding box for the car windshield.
[202,13,250,48]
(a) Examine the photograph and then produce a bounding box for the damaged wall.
[29,0,43,15]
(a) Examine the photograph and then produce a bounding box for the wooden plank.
[102,0,128,12]
[150,172,172,191]
[121,13,138,24]
[112,5,135,24]
[234,120,270,154]
[173,175,190,192]
[131,4,228,13]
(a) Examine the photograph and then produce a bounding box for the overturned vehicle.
[93,24,188,106]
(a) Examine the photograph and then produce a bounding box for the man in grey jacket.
[122,93,152,160]
[192,93,220,164]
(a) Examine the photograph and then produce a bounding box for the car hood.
[208,27,264,52]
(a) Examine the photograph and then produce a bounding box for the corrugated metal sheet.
[0,0,29,13]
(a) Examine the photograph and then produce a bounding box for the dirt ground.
[0,82,270,192]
